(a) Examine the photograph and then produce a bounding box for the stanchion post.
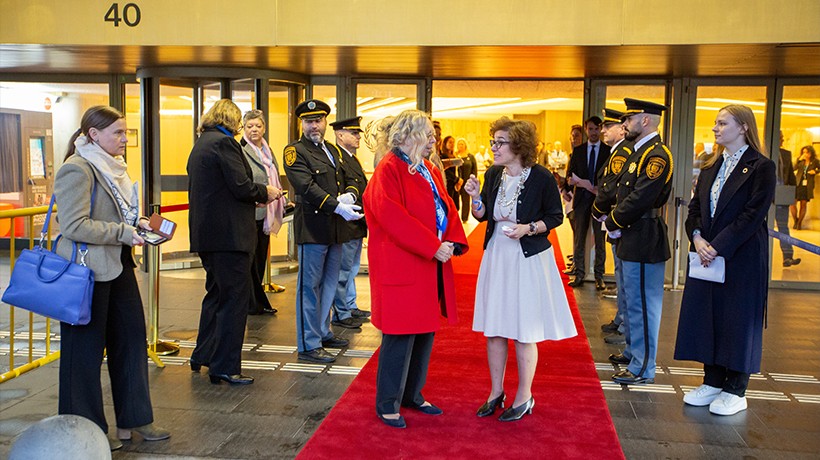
[146,203,178,358]
[262,233,275,292]
[671,197,684,291]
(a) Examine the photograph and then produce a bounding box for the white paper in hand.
[688,252,725,283]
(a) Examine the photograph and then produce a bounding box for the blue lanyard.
[216,125,233,137]
[393,149,448,234]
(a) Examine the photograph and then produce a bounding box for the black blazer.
[477,164,563,258]
[565,141,611,208]
[187,128,268,253]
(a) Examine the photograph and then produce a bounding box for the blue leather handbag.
[2,185,96,325]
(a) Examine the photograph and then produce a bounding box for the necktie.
[589,144,597,186]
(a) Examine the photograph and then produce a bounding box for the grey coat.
[53,155,137,282]
[242,140,281,222]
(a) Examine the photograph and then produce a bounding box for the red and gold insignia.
[610,156,626,175]
[645,157,667,180]
[284,146,296,166]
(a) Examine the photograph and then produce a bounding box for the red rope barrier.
[159,203,189,213]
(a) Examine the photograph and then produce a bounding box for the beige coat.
[53,155,137,282]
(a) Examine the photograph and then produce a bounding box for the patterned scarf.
[393,148,448,234]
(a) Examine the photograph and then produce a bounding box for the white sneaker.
[683,384,722,406]
[708,391,748,415]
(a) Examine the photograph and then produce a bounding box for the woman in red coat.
[364,110,468,428]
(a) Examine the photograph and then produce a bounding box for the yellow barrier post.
[146,203,177,359]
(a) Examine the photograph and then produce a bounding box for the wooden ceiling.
[1,43,819,79]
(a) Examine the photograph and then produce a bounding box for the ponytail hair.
[64,105,125,160]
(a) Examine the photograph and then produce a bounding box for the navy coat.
[674,147,775,373]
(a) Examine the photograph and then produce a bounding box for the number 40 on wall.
[104,3,142,27]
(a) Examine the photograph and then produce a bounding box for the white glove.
[607,229,622,240]
[595,214,608,223]
[334,202,364,221]
[337,192,355,205]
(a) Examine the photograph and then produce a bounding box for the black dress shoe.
[476,393,506,417]
[601,320,618,333]
[612,370,653,385]
[498,397,534,422]
[351,309,371,319]
[331,317,362,329]
[568,277,584,287]
[189,357,207,372]
[404,402,443,415]
[209,373,254,385]
[322,336,350,348]
[298,348,336,363]
[604,332,626,345]
[783,257,801,267]
[608,353,630,365]
[377,414,406,429]
[249,306,277,315]
[595,279,607,291]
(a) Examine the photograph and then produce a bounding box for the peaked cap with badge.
[295,99,331,120]
[592,108,633,220]
[330,116,363,132]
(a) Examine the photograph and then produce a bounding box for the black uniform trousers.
[249,219,273,313]
[572,201,606,279]
[375,332,435,415]
[192,251,252,376]
[59,246,153,433]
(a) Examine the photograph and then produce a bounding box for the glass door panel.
[356,83,418,174]
[773,84,820,283]
[267,83,293,260]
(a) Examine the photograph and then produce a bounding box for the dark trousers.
[703,364,751,397]
[459,189,471,222]
[774,205,794,259]
[59,246,153,433]
[572,203,606,279]
[192,251,252,375]
[249,220,273,313]
[375,332,435,415]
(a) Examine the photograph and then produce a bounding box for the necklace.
[497,167,530,218]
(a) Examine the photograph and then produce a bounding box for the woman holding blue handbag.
[54,105,169,451]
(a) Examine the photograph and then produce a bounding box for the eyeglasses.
[489,139,510,148]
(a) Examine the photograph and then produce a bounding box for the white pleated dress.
[472,172,577,343]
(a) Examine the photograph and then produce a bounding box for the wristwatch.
[528,222,537,236]
[692,229,701,238]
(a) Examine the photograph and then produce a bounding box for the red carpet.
[298,223,624,459]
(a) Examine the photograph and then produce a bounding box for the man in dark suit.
[565,116,611,289]
[283,100,364,364]
[605,98,673,385]
[330,116,370,327]
[775,131,801,267]
[188,99,276,385]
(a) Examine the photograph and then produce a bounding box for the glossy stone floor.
[1,248,819,459]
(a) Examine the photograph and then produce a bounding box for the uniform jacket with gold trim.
[605,134,673,263]
[592,140,634,220]
[338,145,368,240]
[283,134,360,245]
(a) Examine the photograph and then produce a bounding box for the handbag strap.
[43,180,98,266]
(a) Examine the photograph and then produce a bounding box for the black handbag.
[2,184,97,325]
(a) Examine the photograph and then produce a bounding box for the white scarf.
[74,135,139,223]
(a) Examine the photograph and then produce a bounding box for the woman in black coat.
[674,105,775,416]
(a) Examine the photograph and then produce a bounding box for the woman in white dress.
[464,117,577,422]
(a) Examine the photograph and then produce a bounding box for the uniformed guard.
[592,108,633,352]
[284,99,364,364]
[330,116,371,328]
[604,98,673,385]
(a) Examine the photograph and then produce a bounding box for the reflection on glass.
[159,84,195,255]
[356,84,418,174]
[267,83,292,260]
[0,81,108,236]
[231,79,255,115]
[773,85,820,283]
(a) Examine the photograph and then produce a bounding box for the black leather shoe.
[351,309,371,319]
[298,348,336,363]
[249,306,277,315]
[209,374,254,385]
[498,398,534,422]
[601,320,618,333]
[604,332,626,345]
[189,357,207,372]
[595,279,607,291]
[783,257,801,267]
[612,370,653,385]
[322,336,350,348]
[568,277,584,287]
[608,353,630,365]
[404,402,443,415]
[476,393,506,417]
[377,414,406,429]
[331,317,362,329]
